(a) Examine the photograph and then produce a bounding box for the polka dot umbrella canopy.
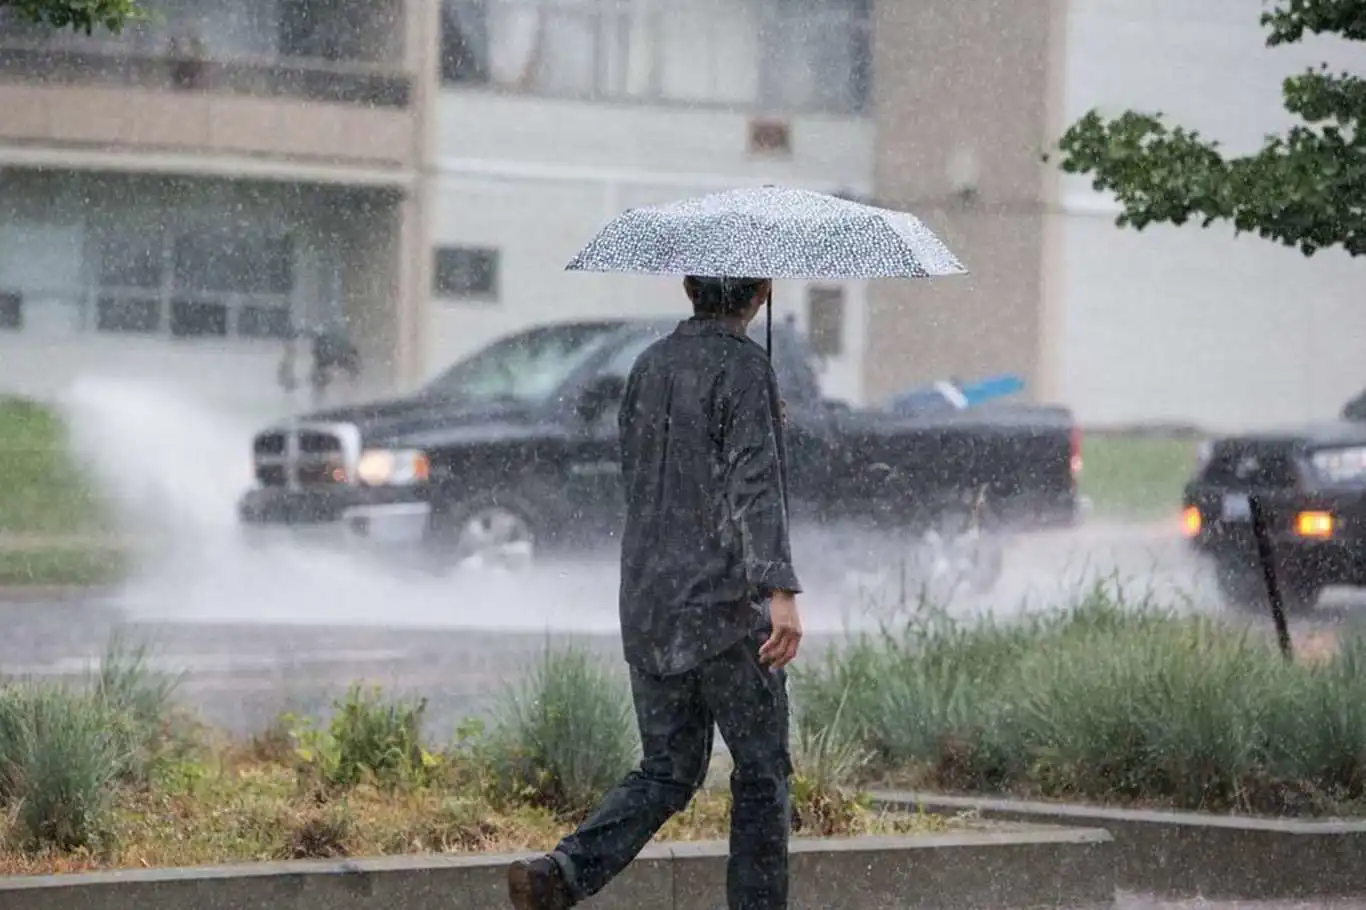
[564,185,967,281]
[565,185,966,352]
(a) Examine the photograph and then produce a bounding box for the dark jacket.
[616,317,802,676]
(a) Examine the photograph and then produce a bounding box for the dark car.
[1181,392,1366,613]
[238,318,1081,593]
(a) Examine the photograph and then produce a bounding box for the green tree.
[2,0,141,33]
[1054,0,1366,257]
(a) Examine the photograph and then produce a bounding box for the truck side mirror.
[577,375,626,424]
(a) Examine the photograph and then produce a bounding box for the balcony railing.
[0,0,413,110]
[0,39,412,107]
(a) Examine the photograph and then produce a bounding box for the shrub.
[0,633,184,853]
[90,633,191,786]
[789,685,874,835]
[794,583,1366,815]
[291,685,437,791]
[0,684,127,853]
[486,645,637,816]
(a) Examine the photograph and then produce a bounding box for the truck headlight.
[356,449,430,486]
[1310,446,1366,484]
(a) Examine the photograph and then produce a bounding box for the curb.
[0,586,121,603]
[873,790,1366,901]
[0,829,1116,910]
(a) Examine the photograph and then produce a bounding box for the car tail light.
[1295,511,1333,539]
[1181,505,1202,538]
[1069,426,1083,478]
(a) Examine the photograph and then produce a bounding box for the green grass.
[0,397,111,536]
[0,397,124,586]
[0,635,187,853]
[0,642,912,873]
[484,646,638,815]
[794,586,1366,816]
[1079,434,1196,519]
[0,547,129,588]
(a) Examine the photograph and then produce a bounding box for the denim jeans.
[551,629,793,909]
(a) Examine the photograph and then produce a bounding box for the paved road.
[0,519,1354,738]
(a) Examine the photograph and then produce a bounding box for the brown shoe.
[507,855,572,910]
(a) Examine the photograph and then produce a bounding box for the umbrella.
[564,184,966,351]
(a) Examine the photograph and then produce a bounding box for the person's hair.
[684,275,768,317]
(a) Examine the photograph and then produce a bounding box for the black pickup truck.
[238,318,1080,594]
[1182,390,1366,613]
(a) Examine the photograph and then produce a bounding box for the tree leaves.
[1,0,141,35]
[1054,0,1366,258]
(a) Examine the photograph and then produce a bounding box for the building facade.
[430,0,876,403]
[866,0,1366,430]
[3,0,1362,430]
[865,0,1066,407]
[0,0,438,416]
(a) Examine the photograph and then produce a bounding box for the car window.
[599,333,661,383]
[422,323,623,404]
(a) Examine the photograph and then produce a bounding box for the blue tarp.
[888,374,1026,415]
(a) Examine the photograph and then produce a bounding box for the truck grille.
[252,427,350,488]
[253,433,286,457]
[1202,440,1301,489]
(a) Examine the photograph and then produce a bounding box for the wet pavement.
[0,519,1353,738]
[0,594,631,737]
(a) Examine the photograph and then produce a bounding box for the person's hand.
[759,590,802,670]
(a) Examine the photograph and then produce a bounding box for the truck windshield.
[421,323,623,404]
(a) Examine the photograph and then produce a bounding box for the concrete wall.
[0,85,417,177]
[866,0,1064,407]
[0,831,1116,910]
[428,89,874,401]
[1059,0,1366,430]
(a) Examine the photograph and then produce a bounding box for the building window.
[438,0,872,116]
[98,232,163,290]
[89,228,296,340]
[95,296,161,334]
[806,284,845,357]
[238,304,294,339]
[434,246,500,301]
[169,299,229,338]
[0,292,21,331]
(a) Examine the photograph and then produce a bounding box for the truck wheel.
[1214,561,1319,616]
[428,492,538,574]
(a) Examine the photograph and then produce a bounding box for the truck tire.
[1213,560,1319,616]
[427,490,540,574]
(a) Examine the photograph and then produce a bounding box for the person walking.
[507,275,804,910]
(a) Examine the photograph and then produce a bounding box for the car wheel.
[429,494,538,573]
[1214,560,1319,616]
